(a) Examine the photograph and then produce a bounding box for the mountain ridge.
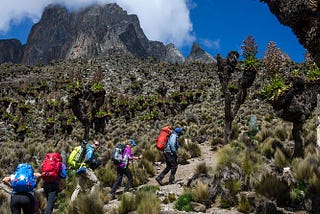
[0,3,215,65]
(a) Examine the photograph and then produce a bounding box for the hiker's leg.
[44,183,59,214]
[71,175,85,201]
[168,154,178,183]
[124,168,133,192]
[20,194,34,214]
[157,152,172,180]
[86,168,100,194]
[10,194,22,214]
[111,168,124,195]
[45,191,57,214]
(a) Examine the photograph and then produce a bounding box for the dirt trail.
[148,141,217,187]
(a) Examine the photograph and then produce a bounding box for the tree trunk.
[317,94,320,147]
[292,122,304,158]
[224,90,233,143]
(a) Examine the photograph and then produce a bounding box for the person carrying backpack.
[2,163,41,214]
[71,140,101,201]
[110,139,142,199]
[40,153,67,214]
[156,127,183,186]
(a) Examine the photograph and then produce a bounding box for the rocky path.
[148,142,241,214]
[148,141,217,187]
[106,142,241,213]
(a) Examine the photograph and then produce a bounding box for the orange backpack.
[156,126,173,150]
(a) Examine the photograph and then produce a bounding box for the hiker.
[70,140,102,201]
[2,163,41,214]
[41,153,67,214]
[156,127,183,185]
[110,139,142,199]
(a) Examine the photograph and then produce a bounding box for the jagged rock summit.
[19,3,184,65]
[0,39,23,64]
[185,43,216,64]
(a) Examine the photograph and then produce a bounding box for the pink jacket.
[118,145,133,168]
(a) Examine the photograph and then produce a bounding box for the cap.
[174,127,183,135]
[129,139,137,147]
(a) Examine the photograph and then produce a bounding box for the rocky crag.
[0,3,214,66]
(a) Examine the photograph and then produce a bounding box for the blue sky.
[0,0,306,62]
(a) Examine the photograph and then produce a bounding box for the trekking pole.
[131,159,136,178]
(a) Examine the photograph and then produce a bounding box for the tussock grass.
[136,191,160,214]
[184,142,201,158]
[66,190,104,214]
[194,162,208,176]
[215,144,242,172]
[139,159,155,176]
[192,181,209,204]
[118,192,137,214]
[96,163,116,187]
[255,173,290,205]
[274,148,289,169]
[0,192,10,214]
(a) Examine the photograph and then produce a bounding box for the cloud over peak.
[0,0,195,48]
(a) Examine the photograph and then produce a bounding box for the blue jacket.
[84,144,96,163]
[164,131,179,154]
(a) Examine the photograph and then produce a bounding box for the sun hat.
[129,139,137,146]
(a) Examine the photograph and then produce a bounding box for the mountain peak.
[186,42,216,64]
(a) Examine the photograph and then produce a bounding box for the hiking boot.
[155,177,163,186]
[110,193,116,200]
[169,180,175,185]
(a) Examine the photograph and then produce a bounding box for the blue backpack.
[11,163,37,193]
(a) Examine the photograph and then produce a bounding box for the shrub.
[260,75,288,100]
[0,192,10,213]
[290,187,305,204]
[293,154,320,192]
[215,144,242,172]
[167,192,176,202]
[96,163,116,187]
[184,142,201,158]
[174,192,193,212]
[255,173,290,205]
[274,148,289,169]
[273,125,288,141]
[191,181,209,204]
[194,162,208,177]
[139,159,155,176]
[118,193,137,214]
[136,191,160,214]
[178,148,191,165]
[66,191,104,214]
[237,194,251,213]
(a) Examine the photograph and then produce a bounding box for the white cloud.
[0,0,195,48]
[200,38,220,50]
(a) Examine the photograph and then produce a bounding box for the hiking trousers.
[71,168,100,201]
[11,193,35,214]
[43,182,59,214]
[111,167,133,195]
[158,152,178,183]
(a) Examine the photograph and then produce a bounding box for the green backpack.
[67,146,86,169]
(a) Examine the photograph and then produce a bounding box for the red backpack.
[41,153,62,182]
[156,125,173,150]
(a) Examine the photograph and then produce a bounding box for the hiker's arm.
[34,173,42,182]
[2,176,11,187]
[168,135,177,154]
[60,164,67,179]
[132,154,143,160]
